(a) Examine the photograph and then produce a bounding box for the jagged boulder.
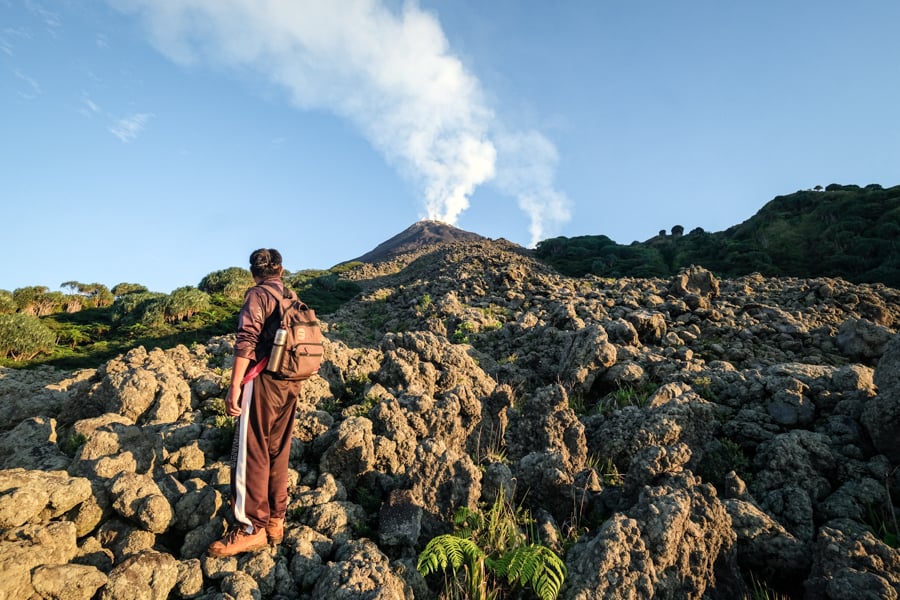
[862,333,900,461]
[566,473,741,599]
[836,317,893,361]
[108,471,173,534]
[669,265,720,300]
[98,549,180,600]
[0,521,80,599]
[68,413,159,481]
[311,538,414,599]
[0,468,92,528]
[73,346,194,425]
[0,366,91,430]
[724,498,811,583]
[31,563,108,600]
[804,518,900,599]
[0,416,70,471]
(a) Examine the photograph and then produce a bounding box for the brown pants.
[230,372,302,531]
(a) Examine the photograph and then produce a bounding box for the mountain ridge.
[533,183,900,286]
[344,219,492,265]
[337,184,899,289]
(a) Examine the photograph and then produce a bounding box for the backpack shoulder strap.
[257,282,288,322]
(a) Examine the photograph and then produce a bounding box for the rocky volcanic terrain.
[1,238,899,599]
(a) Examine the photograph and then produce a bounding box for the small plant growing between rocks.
[60,432,88,457]
[691,375,718,401]
[598,457,624,487]
[595,382,656,415]
[864,501,899,549]
[567,391,587,416]
[417,490,567,600]
[417,293,433,313]
[498,352,518,365]
[204,398,236,458]
[698,437,749,491]
[747,571,792,600]
[452,320,476,344]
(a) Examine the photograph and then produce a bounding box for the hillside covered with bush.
[0,266,362,369]
[535,183,900,287]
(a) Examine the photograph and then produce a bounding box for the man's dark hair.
[249,248,283,278]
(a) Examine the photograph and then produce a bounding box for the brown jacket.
[234,277,284,363]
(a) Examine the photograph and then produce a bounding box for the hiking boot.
[208,526,267,557]
[266,517,285,545]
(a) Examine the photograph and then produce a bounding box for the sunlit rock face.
[2,239,899,599]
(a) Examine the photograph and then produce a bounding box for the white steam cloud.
[110,0,569,242]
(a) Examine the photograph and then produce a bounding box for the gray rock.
[669,265,720,300]
[804,519,900,599]
[0,366,88,429]
[220,571,260,599]
[238,549,277,597]
[505,383,587,473]
[30,563,108,600]
[319,416,377,492]
[301,501,368,544]
[564,514,657,599]
[174,558,204,599]
[182,518,227,560]
[752,430,836,504]
[173,479,223,531]
[0,416,71,471]
[836,317,893,361]
[0,521,79,600]
[108,471,173,533]
[68,413,158,481]
[311,538,414,599]
[724,498,810,581]
[0,468,92,528]
[379,489,423,548]
[99,549,180,600]
[626,310,668,344]
[96,518,157,563]
[861,334,900,461]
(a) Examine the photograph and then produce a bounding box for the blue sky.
[3,1,899,294]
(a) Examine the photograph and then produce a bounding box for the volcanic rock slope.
[1,237,899,599]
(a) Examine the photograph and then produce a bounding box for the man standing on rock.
[208,248,302,557]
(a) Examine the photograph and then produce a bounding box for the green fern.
[418,491,567,600]
[418,534,489,599]
[418,534,486,575]
[490,544,567,600]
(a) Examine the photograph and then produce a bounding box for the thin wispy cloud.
[29,4,62,33]
[110,0,571,242]
[109,112,153,142]
[80,94,102,117]
[1,26,32,56]
[13,68,41,98]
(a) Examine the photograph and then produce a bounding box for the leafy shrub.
[0,313,56,360]
[286,270,361,314]
[0,290,16,315]
[13,286,66,316]
[61,281,114,308]
[198,267,254,303]
[161,286,211,323]
[534,184,900,287]
[110,292,167,325]
[111,282,149,296]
